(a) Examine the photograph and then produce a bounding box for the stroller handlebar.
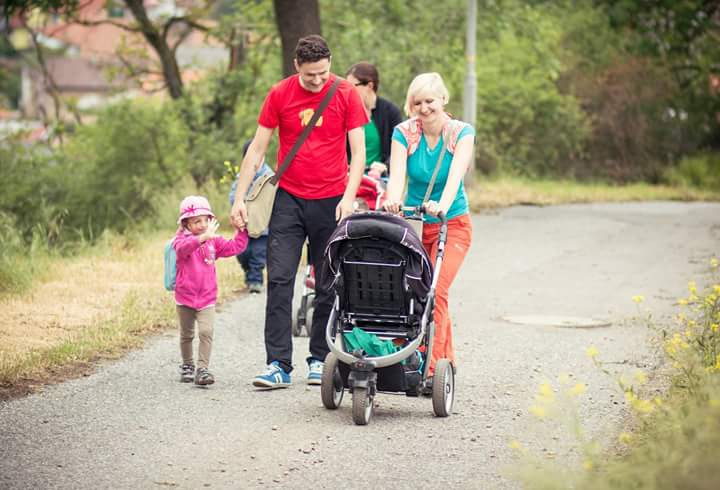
[400,206,449,246]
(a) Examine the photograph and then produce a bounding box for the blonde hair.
[403,72,450,116]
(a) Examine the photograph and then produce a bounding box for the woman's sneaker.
[180,363,195,383]
[194,367,215,386]
[252,361,291,389]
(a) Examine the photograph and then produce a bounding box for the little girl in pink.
[174,195,248,385]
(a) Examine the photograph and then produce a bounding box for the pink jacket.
[173,229,249,310]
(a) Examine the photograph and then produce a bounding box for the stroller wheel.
[432,359,455,417]
[352,387,373,425]
[304,298,315,337]
[292,294,309,337]
[292,307,305,337]
[321,353,344,409]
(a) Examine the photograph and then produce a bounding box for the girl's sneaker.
[195,367,215,386]
[180,363,195,383]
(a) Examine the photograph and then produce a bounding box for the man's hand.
[335,197,354,222]
[230,201,248,230]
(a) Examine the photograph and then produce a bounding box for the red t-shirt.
[258,74,368,199]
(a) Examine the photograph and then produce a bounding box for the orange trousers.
[421,213,473,376]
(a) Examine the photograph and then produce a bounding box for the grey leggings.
[176,305,215,369]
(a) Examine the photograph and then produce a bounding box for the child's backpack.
[163,238,176,291]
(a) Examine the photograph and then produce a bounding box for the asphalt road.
[1,202,718,489]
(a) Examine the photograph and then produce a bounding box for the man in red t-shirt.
[230,35,368,389]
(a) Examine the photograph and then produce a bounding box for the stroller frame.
[321,209,452,425]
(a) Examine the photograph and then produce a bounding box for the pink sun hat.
[177,195,215,224]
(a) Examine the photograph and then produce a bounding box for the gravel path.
[1,202,718,489]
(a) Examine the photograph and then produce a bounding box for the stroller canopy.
[321,212,432,301]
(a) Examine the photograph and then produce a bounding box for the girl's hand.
[382,199,402,214]
[205,218,220,239]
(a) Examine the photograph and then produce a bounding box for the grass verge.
[0,229,246,400]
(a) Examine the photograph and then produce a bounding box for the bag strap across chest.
[270,77,342,185]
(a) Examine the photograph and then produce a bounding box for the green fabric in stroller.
[343,327,398,357]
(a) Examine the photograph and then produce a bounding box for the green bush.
[0,137,67,244]
[474,4,590,177]
[59,100,192,238]
[664,153,720,191]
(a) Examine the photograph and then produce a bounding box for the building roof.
[44,57,128,91]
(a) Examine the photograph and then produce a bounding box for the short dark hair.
[294,35,331,65]
[346,61,379,93]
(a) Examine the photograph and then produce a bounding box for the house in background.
[9,0,227,120]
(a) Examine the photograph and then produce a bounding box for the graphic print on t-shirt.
[299,108,323,127]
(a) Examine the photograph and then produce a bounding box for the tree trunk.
[123,0,184,99]
[273,0,321,78]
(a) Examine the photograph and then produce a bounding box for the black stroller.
[319,209,453,425]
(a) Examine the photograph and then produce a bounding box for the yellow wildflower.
[618,432,632,444]
[633,398,655,414]
[586,346,599,358]
[688,281,697,294]
[538,381,554,400]
[582,460,593,471]
[710,257,719,269]
[529,405,547,418]
[711,324,719,333]
[677,298,688,306]
[633,370,648,385]
[632,295,645,304]
[569,383,587,397]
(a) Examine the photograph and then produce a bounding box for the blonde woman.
[383,72,475,386]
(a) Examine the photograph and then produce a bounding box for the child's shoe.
[252,361,291,389]
[180,363,195,383]
[194,367,215,386]
[248,283,263,294]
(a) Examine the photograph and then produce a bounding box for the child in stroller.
[292,173,386,337]
[317,208,453,425]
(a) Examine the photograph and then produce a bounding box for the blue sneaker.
[307,358,323,385]
[252,361,291,389]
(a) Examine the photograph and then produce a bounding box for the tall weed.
[663,153,720,191]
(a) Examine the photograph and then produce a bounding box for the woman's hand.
[382,199,402,214]
[423,200,441,217]
[369,162,388,176]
